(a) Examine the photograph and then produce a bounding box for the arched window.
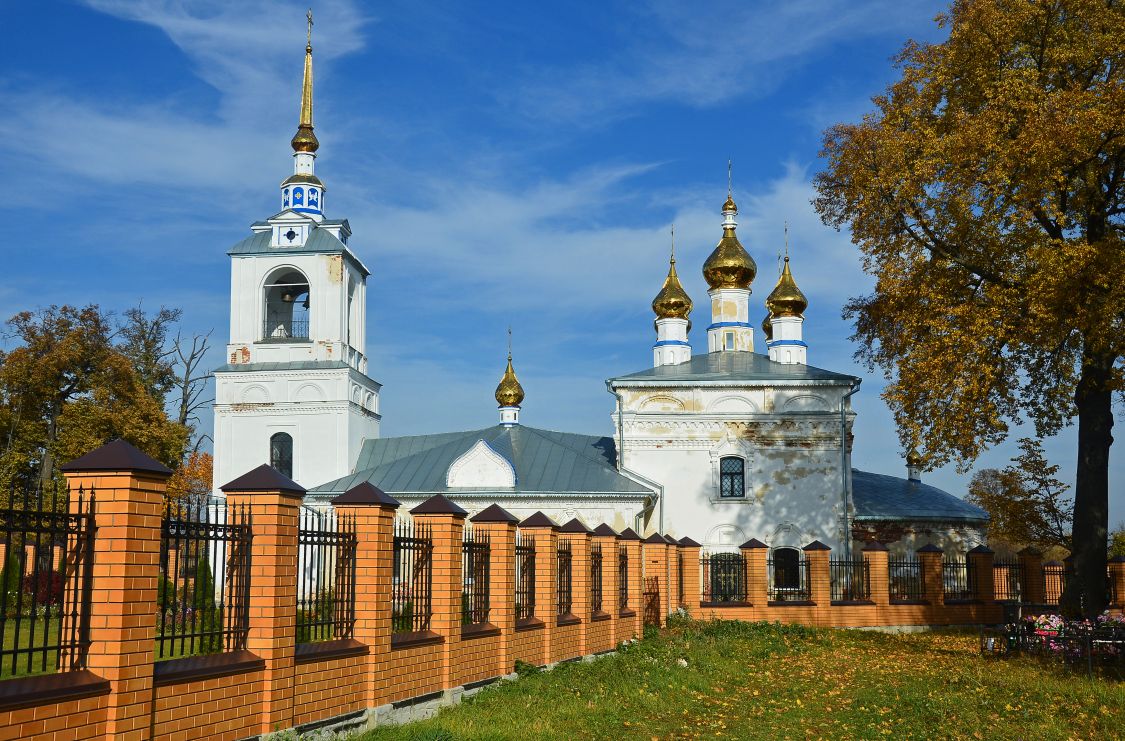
[772,547,802,591]
[270,432,293,478]
[719,456,744,498]
[263,269,310,341]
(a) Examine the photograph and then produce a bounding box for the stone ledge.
[0,669,110,712]
[153,650,264,687]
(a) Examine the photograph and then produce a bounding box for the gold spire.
[291,9,320,154]
[652,225,693,320]
[495,331,525,408]
[703,185,757,290]
[765,253,808,319]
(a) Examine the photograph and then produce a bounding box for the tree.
[966,438,1072,551]
[166,451,213,505]
[1110,523,1125,559]
[118,305,181,406]
[814,0,1124,616]
[171,330,213,447]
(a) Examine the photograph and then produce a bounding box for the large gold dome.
[495,355,525,408]
[652,254,693,320]
[765,256,807,318]
[702,198,756,290]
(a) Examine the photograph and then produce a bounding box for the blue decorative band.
[654,340,690,347]
[768,339,807,347]
[707,322,752,330]
[292,207,322,215]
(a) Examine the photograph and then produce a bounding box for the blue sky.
[3,0,1122,524]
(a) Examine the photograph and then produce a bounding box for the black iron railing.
[993,560,1024,602]
[557,541,572,617]
[461,527,490,626]
[830,558,870,602]
[515,533,535,622]
[296,508,357,644]
[769,556,810,602]
[618,545,629,612]
[888,557,926,602]
[590,544,603,614]
[942,559,977,601]
[261,316,310,342]
[702,552,746,603]
[0,485,95,679]
[1043,562,1066,605]
[158,498,252,661]
[392,519,432,634]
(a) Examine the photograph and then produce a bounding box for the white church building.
[214,30,987,557]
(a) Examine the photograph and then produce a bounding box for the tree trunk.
[38,411,57,492]
[1062,348,1115,617]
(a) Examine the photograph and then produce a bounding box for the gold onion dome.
[652,253,693,320]
[761,312,773,341]
[702,197,757,290]
[495,354,525,408]
[765,256,807,318]
[906,448,924,467]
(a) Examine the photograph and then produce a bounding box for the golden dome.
[906,448,924,467]
[495,354,525,408]
[761,312,773,342]
[722,195,737,212]
[652,253,693,320]
[765,256,807,318]
[702,198,756,290]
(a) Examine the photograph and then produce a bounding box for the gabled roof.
[227,224,370,276]
[608,352,857,387]
[307,425,653,498]
[851,470,988,523]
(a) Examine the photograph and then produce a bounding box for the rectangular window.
[719,456,745,498]
[725,332,735,350]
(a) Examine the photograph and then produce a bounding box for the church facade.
[214,33,988,558]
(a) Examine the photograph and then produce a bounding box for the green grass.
[359,619,1125,740]
[0,616,61,680]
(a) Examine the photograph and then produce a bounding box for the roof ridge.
[519,425,617,469]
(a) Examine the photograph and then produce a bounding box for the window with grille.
[270,432,293,478]
[719,456,745,498]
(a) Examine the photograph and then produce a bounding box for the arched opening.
[262,269,310,341]
[719,456,745,498]
[270,432,293,478]
[770,547,807,601]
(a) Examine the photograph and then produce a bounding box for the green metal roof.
[608,352,858,386]
[851,470,988,523]
[227,222,369,276]
[308,425,653,498]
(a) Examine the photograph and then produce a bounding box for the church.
[211,31,987,557]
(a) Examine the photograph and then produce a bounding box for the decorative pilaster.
[519,512,559,662]
[678,537,702,616]
[967,545,996,602]
[617,528,643,639]
[1018,547,1045,606]
[804,541,831,605]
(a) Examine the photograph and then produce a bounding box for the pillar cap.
[740,538,768,549]
[60,438,173,476]
[803,540,831,552]
[470,503,519,524]
[678,536,701,547]
[560,518,592,534]
[332,481,400,507]
[519,511,558,529]
[916,544,943,553]
[967,544,994,554]
[591,524,619,537]
[861,541,888,552]
[410,494,467,518]
[663,534,679,545]
[220,464,305,496]
[643,532,667,544]
[617,527,642,541]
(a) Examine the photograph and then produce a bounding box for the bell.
[281,289,296,303]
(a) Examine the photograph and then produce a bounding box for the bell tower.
[213,12,381,490]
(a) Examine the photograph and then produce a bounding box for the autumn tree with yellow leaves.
[815,0,1124,615]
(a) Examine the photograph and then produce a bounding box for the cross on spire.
[670,223,676,263]
[507,326,512,360]
[727,159,733,199]
[306,8,314,49]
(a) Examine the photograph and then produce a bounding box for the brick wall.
[4,440,1122,740]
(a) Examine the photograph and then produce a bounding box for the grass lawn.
[0,616,61,680]
[360,619,1124,740]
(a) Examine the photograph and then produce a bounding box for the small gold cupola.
[702,174,757,290]
[291,10,319,154]
[765,255,808,318]
[495,330,524,425]
[652,242,693,321]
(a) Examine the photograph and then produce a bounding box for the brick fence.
[1,439,1123,740]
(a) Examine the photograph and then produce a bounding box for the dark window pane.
[719,456,744,497]
[270,432,293,478]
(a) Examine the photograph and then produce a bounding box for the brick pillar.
[917,544,944,605]
[664,536,681,610]
[411,494,467,690]
[1018,547,1045,606]
[1108,556,1125,609]
[642,533,669,626]
[331,482,400,707]
[591,524,619,631]
[51,542,64,571]
[519,512,558,662]
[559,519,591,655]
[742,538,769,605]
[60,439,173,741]
[617,528,643,639]
[221,464,306,736]
[23,543,36,576]
[470,504,519,675]
[804,541,831,606]
[967,545,996,601]
[678,538,702,616]
[862,541,889,607]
